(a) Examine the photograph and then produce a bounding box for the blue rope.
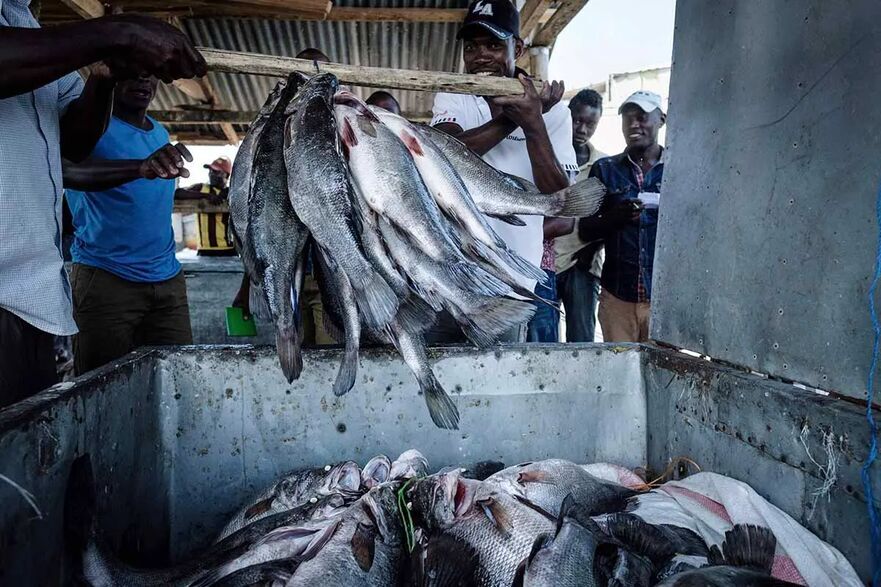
[863,179,881,587]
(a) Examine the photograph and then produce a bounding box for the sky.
[184,0,678,182]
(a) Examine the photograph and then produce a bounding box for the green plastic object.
[225,307,257,337]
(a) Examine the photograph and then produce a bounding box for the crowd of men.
[0,0,664,408]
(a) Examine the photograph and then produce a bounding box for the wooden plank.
[151,109,432,124]
[60,0,105,18]
[532,0,590,46]
[327,7,468,22]
[519,0,552,42]
[200,48,537,96]
[173,200,229,214]
[219,123,240,144]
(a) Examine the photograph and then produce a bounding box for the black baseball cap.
[457,0,520,40]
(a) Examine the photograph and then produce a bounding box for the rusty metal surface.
[651,0,881,399]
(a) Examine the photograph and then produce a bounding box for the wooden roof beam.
[60,0,105,18]
[532,0,590,47]
[519,0,552,43]
[151,109,432,124]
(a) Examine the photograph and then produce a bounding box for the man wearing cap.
[579,90,666,343]
[66,75,195,375]
[430,0,577,342]
[176,156,237,256]
[366,91,402,116]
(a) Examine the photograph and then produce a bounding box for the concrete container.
[0,344,873,583]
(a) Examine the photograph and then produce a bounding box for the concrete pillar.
[528,46,550,80]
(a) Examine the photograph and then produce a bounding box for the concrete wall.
[652,0,881,399]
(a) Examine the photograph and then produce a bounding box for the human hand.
[491,74,545,133]
[539,79,564,113]
[605,199,643,225]
[109,15,208,83]
[140,143,193,180]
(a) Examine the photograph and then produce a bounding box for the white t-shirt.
[430,93,578,272]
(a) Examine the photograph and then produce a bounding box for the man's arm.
[543,218,574,239]
[59,65,115,162]
[491,76,569,194]
[62,143,192,191]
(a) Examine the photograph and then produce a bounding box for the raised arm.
[63,143,192,191]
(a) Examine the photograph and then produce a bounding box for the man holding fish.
[430,0,579,342]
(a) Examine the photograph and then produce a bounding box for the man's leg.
[139,271,194,346]
[72,265,148,375]
[526,269,559,343]
[583,273,601,342]
[559,265,599,343]
[597,289,640,343]
[636,301,652,343]
[0,308,57,408]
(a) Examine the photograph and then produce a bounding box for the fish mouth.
[328,461,362,493]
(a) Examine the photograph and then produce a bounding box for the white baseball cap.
[618,90,664,115]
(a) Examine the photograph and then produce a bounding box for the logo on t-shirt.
[473,1,494,16]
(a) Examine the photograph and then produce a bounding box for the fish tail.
[466,237,550,287]
[395,295,438,334]
[446,261,512,298]
[555,176,607,217]
[351,271,400,331]
[333,339,358,397]
[485,213,526,226]
[710,524,777,573]
[421,370,460,430]
[276,324,303,384]
[459,297,536,347]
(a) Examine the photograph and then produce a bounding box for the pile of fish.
[228,72,606,430]
[71,454,800,586]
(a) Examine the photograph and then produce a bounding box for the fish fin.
[208,560,300,587]
[714,524,777,573]
[477,496,512,538]
[459,298,536,348]
[446,261,512,298]
[340,117,358,148]
[420,369,460,430]
[357,115,378,138]
[400,129,425,157]
[517,470,552,485]
[350,521,377,572]
[555,176,607,217]
[244,496,275,520]
[276,324,303,384]
[658,524,711,557]
[511,494,557,520]
[351,271,400,331]
[396,295,438,334]
[414,534,479,587]
[409,281,445,312]
[333,335,358,397]
[464,236,549,287]
[486,213,526,227]
[247,280,272,321]
[603,513,677,565]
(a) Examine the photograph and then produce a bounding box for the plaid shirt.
[0,0,84,335]
[588,150,664,303]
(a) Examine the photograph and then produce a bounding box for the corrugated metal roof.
[155,0,468,141]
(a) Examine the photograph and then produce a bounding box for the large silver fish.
[379,218,535,348]
[410,471,556,587]
[484,459,636,518]
[417,123,606,219]
[284,74,399,331]
[335,102,510,299]
[216,461,362,542]
[513,496,604,587]
[245,72,310,383]
[285,485,404,586]
[371,106,548,288]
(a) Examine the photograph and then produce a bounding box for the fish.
[335,101,511,300]
[284,74,399,332]
[655,524,797,586]
[217,461,362,542]
[484,459,637,518]
[411,534,480,586]
[311,246,360,397]
[284,485,404,585]
[390,449,429,481]
[512,495,604,587]
[209,559,299,587]
[417,122,606,218]
[371,106,549,288]
[379,218,535,347]
[361,455,392,490]
[245,71,310,382]
[410,470,556,587]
